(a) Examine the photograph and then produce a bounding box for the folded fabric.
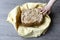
[6,3,51,38]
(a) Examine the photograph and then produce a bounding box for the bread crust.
[21,8,43,26]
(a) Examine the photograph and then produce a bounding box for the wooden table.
[0,0,60,40]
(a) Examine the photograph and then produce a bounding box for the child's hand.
[39,0,56,15]
[40,5,51,15]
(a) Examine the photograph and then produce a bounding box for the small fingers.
[38,8,51,15]
[42,9,46,13]
[43,10,47,15]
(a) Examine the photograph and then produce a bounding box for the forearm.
[47,0,56,7]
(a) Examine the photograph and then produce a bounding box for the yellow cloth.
[6,3,51,38]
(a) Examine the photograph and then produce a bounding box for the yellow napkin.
[7,3,51,38]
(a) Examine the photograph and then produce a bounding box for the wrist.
[47,0,56,7]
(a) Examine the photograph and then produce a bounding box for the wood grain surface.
[0,0,60,40]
